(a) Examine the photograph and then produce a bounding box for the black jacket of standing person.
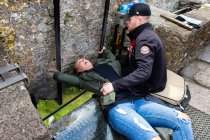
[112,22,167,96]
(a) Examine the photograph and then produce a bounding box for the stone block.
[151,4,210,71]
[0,82,51,140]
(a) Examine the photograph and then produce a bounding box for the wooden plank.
[160,14,194,31]
[173,7,192,15]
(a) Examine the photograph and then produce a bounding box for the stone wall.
[151,4,210,71]
[0,0,105,100]
[0,1,55,99]
[146,0,210,12]
[146,0,180,12]
[60,0,105,71]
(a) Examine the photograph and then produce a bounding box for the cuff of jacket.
[112,81,120,92]
[53,71,61,81]
[100,92,115,106]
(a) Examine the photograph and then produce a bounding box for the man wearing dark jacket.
[100,3,193,140]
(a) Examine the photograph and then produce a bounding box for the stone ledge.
[0,82,51,140]
[151,4,210,71]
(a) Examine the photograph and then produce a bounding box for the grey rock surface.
[194,67,210,88]
[181,44,210,115]
[180,61,199,79]
[198,44,210,64]
[0,82,51,140]
[147,0,179,12]
[151,4,210,72]
[181,44,210,89]
[146,0,210,12]
[181,60,209,79]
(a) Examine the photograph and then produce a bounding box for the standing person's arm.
[112,42,155,91]
[101,39,155,95]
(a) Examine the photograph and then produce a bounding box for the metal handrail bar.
[42,90,87,121]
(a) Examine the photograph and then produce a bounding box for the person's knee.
[178,112,191,123]
[178,112,190,120]
[173,109,191,123]
[152,136,161,140]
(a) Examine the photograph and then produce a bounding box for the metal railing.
[42,90,87,121]
[42,0,111,121]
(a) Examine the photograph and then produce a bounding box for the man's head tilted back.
[121,3,151,32]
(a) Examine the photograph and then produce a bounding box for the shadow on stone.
[29,72,58,107]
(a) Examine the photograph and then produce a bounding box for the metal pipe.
[42,90,87,121]
[53,0,62,105]
[111,24,119,55]
[99,0,110,53]
[119,27,127,55]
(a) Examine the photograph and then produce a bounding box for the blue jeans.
[107,98,193,140]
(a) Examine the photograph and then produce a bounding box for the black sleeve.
[112,39,155,92]
[116,54,129,68]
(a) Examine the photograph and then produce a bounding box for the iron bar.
[42,90,87,121]
[54,0,62,105]
[99,0,110,55]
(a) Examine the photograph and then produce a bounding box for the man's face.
[75,58,93,73]
[126,16,141,32]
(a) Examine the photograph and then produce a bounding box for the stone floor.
[181,43,210,115]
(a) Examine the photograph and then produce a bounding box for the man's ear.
[138,16,144,24]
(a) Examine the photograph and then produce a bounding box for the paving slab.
[186,80,210,115]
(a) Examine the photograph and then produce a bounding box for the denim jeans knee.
[133,99,194,140]
[107,102,159,140]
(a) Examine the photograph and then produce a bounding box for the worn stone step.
[198,44,210,64]
[186,80,210,115]
[193,67,210,89]
[180,60,210,80]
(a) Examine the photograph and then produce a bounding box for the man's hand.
[100,82,114,95]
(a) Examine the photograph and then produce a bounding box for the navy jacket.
[112,23,167,96]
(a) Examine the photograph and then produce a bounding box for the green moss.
[64,12,74,25]
[37,87,93,126]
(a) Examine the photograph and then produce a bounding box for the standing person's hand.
[100,82,114,95]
